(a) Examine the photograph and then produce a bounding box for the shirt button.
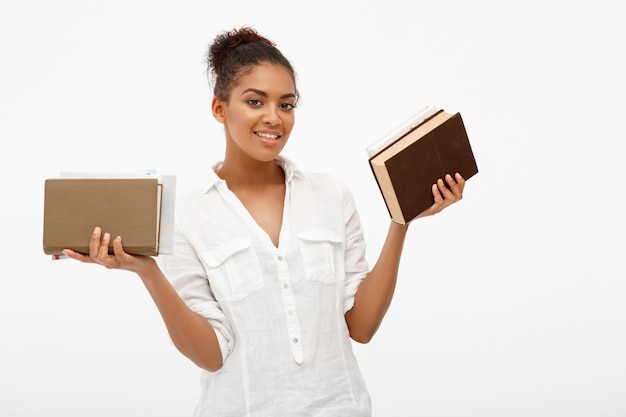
[283,283,289,289]
[277,255,283,261]
[293,338,299,344]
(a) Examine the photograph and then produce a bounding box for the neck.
[218,157,284,188]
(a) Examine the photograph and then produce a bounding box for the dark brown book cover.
[43,178,162,256]
[369,111,478,224]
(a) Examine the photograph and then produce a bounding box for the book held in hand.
[367,106,478,224]
[43,173,176,257]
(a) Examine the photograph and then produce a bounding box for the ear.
[212,97,226,123]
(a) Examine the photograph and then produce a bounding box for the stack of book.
[43,173,176,257]
[367,106,479,224]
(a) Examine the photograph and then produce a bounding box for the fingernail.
[93,227,100,234]
[103,232,110,240]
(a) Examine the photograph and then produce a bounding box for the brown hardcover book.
[43,178,163,256]
[368,107,478,224]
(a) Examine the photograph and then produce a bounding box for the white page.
[366,105,440,158]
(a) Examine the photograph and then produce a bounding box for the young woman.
[64,26,465,416]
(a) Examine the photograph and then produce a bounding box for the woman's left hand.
[416,172,465,219]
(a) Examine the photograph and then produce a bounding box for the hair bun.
[224,26,274,50]
[205,26,297,101]
[208,26,275,76]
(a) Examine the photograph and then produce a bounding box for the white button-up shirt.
[158,157,372,416]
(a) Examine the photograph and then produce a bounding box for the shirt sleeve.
[337,180,370,314]
[157,220,234,364]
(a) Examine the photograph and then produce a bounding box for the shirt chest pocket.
[200,238,264,302]
[297,227,345,285]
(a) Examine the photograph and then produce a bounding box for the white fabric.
[158,156,372,416]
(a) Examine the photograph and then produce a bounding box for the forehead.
[233,63,296,94]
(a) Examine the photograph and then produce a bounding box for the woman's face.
[213,62,297,164]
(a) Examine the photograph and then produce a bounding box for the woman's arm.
[345,221,407,343]
[63,228,223,372]
[345,173,465,343]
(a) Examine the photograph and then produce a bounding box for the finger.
[436,177,455,201]
[62,248,95,263]
[442,174,461,200]
[432,182,444,204]
[444,173,466,201]
[89,227,103,259]
[112,235,126,258]
[98,232,112,259]
[416,184,441,218]
[451,172,466,194]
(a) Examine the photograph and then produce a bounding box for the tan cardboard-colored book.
[43,178,165,256]
[368,106,478,224]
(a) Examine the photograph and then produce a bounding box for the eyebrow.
[241,88,296,99]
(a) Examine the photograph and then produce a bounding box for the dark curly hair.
[206,27,299,102]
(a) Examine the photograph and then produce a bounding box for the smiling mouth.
[256,132,280,140]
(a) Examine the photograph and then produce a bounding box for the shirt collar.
[202,155,304,194]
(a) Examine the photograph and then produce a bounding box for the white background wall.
[1,1,625,416]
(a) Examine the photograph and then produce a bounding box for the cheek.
[284,114,296,135]
[226,109,246,126]
[225,110,253,135]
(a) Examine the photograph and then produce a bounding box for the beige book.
[43,178,165,256]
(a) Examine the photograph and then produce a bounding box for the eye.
[247,99,263,106]
[279,102,296,111]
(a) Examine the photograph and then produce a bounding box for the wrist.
[135,257,160,280]
[390,220,409,233]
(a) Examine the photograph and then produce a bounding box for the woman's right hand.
[63,226,157,276]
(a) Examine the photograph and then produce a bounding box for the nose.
[263,106,281,126]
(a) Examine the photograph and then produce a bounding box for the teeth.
[257,132,279,140]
